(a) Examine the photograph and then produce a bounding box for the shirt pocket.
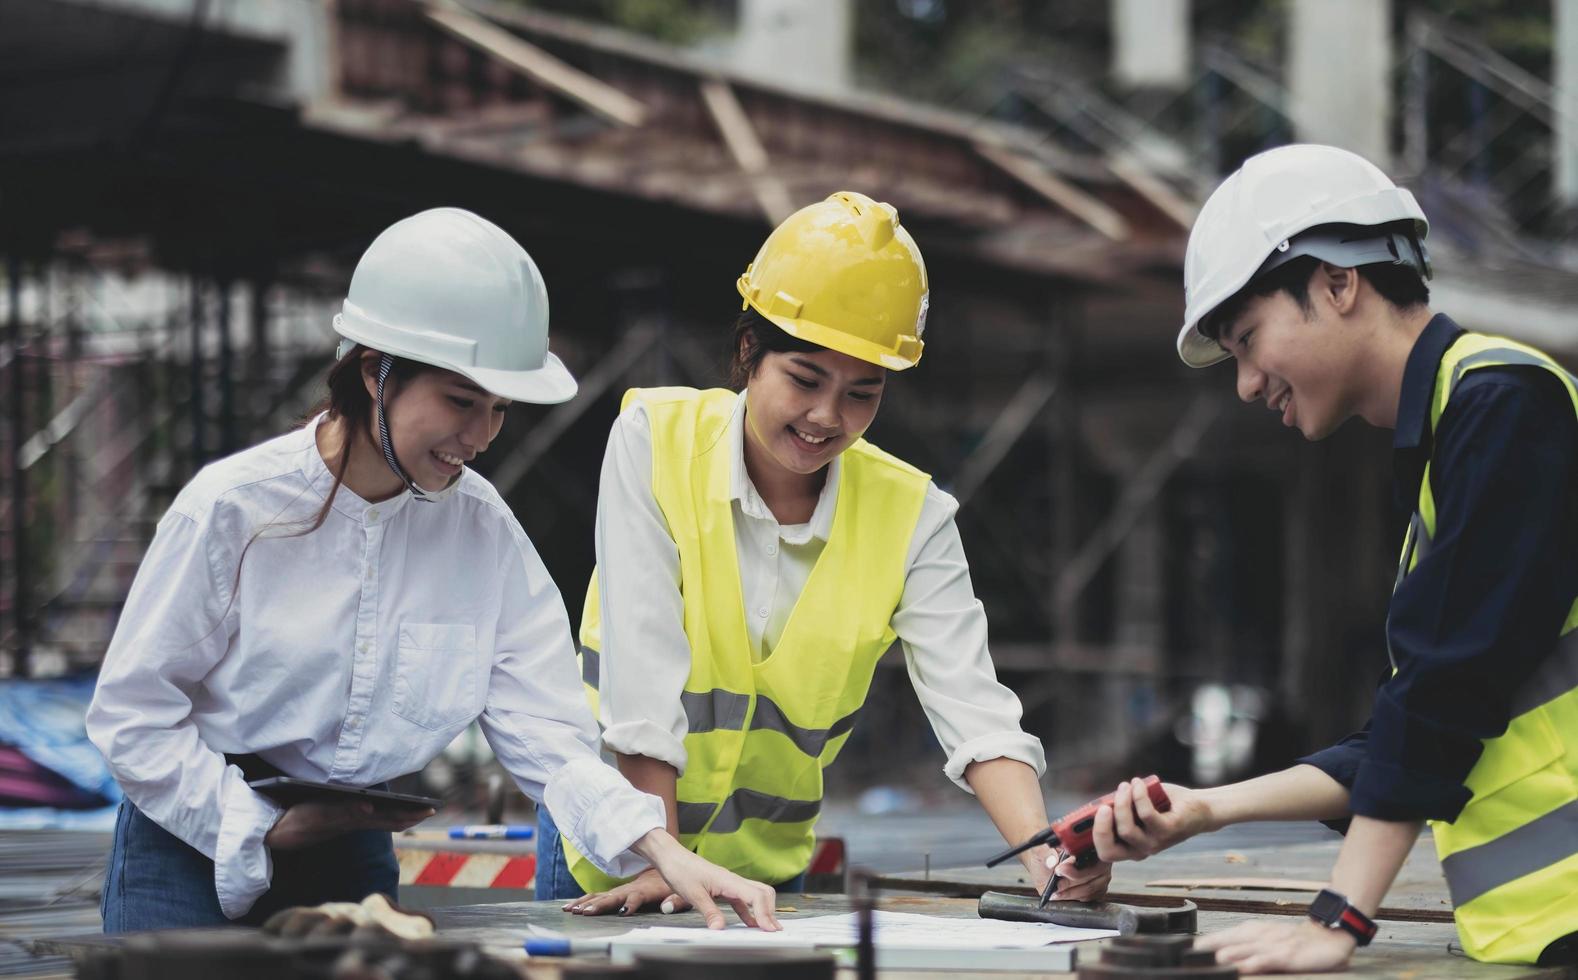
[391,623,481,731]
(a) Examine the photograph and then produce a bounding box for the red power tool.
[984,775,1172,907]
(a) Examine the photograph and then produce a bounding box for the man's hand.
[264,801,433,851]
[629,830,781,930]
[1196,918,1358,975]
[1092,777,1211,862]
[566,868,679,917]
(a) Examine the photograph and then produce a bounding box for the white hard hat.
[333,208,577,403]
[1177,144,1431,368]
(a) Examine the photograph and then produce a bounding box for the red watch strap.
[1338,906,1378,945]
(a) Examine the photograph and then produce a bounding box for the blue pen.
[448,824,535,840]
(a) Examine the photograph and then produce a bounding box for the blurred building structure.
[2,0,1575,792]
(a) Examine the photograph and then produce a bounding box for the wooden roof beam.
[423,2,647,128]
[1105,152,1198,231]
[975,142,1130,242]
[698,78,795,225]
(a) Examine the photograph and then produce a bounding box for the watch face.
[1309,889,1346,924]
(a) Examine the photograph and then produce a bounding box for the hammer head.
[976,891,1198,935]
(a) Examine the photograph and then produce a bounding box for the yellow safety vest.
[1393,332,1578,963]
[564,387,930,890]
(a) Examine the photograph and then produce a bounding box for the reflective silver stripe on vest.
[1448,349,1577,396]
[668,689,861,754]
[677,788,821,836]
[1389,513,1436,668]
[676,801,719,836]
[749,694,861,757]
[1441,798,1578,907]
[580,645,599,689]
[1509,628,1578,718]
[1394,512,1433,590]
[682,690,751,735]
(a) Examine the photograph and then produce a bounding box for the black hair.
[222,346,428,609]
[727,307,823,389]
[1201,228,1431,344]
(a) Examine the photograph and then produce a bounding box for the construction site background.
[2,0,1576,824]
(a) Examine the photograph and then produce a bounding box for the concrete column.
[1558,0,1578,205]
[1288,0,1392,167]
[1112,0,1191,89]
[732,0,850,95]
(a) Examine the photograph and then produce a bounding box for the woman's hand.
[629,830,781,930]
[565,868,678,918]
[263,801,433,851]
[1092,778,1212,863]
[1040,851,1113,902]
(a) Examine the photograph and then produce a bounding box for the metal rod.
[217,279,234,454]
[851,868,875,980]
[189,277,205,468]
[7,255,31,673]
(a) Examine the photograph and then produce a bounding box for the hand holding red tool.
[984,775,1172,907]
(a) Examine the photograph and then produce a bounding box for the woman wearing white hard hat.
[536,192,1108,916]
[87,208,779,932]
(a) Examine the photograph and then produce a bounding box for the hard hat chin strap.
[375,353,437,503]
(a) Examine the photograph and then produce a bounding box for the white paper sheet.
[611,909,1117,951]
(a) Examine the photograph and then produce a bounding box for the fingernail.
[660,899,676,914]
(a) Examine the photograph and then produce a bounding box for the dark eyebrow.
[450,379,511,405]
[788,355,884,387]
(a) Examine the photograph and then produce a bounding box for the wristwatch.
[1308,888,1377,946]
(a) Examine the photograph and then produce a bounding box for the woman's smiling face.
[377,367,510,491]
[743,347,885,477]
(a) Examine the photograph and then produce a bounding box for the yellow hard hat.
[736,191,928,370]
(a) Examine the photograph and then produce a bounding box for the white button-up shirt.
[594,392,1046,789]
[86,417,663,918]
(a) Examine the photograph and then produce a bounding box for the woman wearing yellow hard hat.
[536,192,1109,913]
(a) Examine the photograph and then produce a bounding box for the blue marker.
[447,824,535,840]
[522,936,611,957]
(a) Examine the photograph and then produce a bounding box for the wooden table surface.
[423,893,1574,980]
[23,831,1574,979]
[875,832,1456,921]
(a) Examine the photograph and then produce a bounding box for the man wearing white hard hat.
[1086,146,1578,973]
[87,208,779,933]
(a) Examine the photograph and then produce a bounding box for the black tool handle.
[982,825,1059,868]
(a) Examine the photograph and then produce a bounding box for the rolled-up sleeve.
[1298,724,1370,791]
[892,489,1046,793]
[479,520,664,878]
[1354,373,1577,822]
[85,509,283,918]
[592,405,694,773]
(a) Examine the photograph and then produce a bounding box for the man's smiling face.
[1216,274,1358,442]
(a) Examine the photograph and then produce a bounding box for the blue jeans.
[534,805,805,900]
[101,799,399,932]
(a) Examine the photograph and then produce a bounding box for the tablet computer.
[248,777,442,810]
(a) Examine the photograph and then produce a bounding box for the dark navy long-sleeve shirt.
[1298,314,1578,824]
